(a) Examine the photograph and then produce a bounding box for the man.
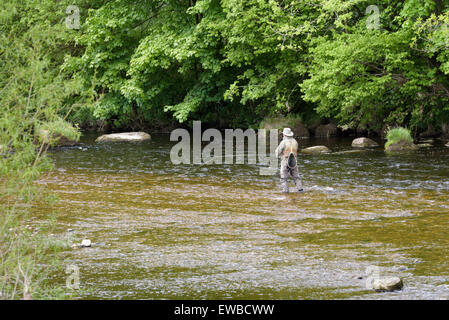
[275,128,304,193]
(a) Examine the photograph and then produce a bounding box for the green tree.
[65,0,323,128]
[301,0,449,133]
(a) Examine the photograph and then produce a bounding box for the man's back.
[275,136,298,163]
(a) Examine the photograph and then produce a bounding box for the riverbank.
[77,116,449,144]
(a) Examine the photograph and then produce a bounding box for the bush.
[35,118,81,147]
[1,0,78,299]
[385,127,414,148]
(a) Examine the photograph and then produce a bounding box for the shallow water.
[38,133,449,299]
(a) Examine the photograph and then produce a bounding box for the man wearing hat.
[275,128,304,193]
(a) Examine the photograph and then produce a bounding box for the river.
[38,133,449,299]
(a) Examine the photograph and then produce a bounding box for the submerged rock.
[352,137,379,148]
[385,141,418,152]
[372,277,404,292]
[80,239,91,247]
[95,132,151,143]
[301,146,331,154]
[314,123,337,137]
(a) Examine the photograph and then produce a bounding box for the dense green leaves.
[63,0,448,132]
[2,0,449,132]
[301,0,449,132]
[66,0,319,127]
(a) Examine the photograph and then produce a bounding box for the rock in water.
[446,142,449,147]
[352,137,379,148]
[81,239,91,247]
[372,277,403,292]
[95,132,151,143]
[36,129,79,147]
[385,141,418,152]
[301,146,331,154]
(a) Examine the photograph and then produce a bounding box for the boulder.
[372,277,403,292]
[352,137,379,148]
[301,146,331,154]
[314,123,337,137]
[95,132,151,143]
[417,143,432,148]
[385,141,418,152]
[36,129,79,147]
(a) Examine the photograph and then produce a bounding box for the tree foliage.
[2,0,449,132]
[1,0,80,299]
[61,0,449,132]
[302,0,449,132]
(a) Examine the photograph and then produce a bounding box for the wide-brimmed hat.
[282,128,294,137]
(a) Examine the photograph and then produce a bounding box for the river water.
[39,133,449,299]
